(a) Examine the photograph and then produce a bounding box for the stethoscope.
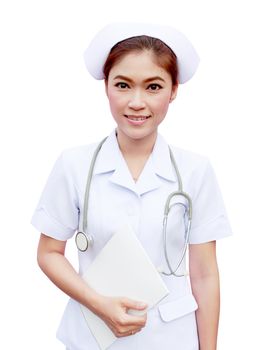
[75,137,192,277]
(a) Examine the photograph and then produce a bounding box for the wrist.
[84,289,106,315]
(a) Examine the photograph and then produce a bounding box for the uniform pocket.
[158,294,198,322]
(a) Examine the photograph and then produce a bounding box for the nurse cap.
[84,22,200,84]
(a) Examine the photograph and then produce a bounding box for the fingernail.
[138,302,147,308]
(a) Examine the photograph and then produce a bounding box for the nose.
[128,90,146,110]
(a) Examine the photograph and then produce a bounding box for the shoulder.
[60,142,99,167]
[53,142,99,189]
[167,144,219,199]
[169,144,210,177]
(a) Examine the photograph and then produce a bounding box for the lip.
[124,114,151,126]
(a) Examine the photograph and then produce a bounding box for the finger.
[118,314,146,329]
[116,327,142,338]
[126,311,147,326]
[120,298,147,325]
[121,297,147,311]
[114,314,146,330]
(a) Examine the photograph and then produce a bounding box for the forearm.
[37,239,102,314]
[37,234,148,337]
[190,271,220,350]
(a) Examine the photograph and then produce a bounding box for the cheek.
[107,90,117,108]
[107,90,126,112]
[152,95,171,115]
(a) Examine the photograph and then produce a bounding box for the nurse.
[32,23,232,350]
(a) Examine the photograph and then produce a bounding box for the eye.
[115,82,129,89]
[147,83,162,91]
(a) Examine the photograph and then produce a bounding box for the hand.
[94,295,148,337]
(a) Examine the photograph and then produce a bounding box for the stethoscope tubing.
[82,137,108,235]
[76,137,192,278]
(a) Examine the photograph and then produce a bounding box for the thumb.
[121,297,147,310]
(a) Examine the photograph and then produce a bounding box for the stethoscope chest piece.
[75,231,94,252]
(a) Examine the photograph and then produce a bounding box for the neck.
[116,129,157,158]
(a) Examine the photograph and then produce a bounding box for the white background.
[1,0,265,348]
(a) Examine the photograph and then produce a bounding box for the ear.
[170,83,178,103]
[104,79,109,97]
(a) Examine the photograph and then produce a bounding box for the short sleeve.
[31,151,80,240]
[189,159,232,244]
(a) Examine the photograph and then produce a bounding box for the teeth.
[127,116,148,121]
[132,117,145,121]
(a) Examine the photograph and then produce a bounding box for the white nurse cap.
[84,22,200,84]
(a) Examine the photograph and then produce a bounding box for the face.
[105,50,178,143]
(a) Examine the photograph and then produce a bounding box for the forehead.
[108,50,171,79]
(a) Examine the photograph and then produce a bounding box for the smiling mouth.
[125,115,151,121]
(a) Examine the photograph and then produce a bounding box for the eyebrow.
[113,75,166,83]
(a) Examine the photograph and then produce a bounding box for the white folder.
[80,224,169,350]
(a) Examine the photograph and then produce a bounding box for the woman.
[32,23,232,350]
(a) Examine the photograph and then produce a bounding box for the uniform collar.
[94,129,176,195]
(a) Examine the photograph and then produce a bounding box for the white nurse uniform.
[31,129,232,350]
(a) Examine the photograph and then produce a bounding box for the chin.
[120,127,157,141]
